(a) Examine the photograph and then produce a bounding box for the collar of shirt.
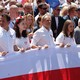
[41,26,51,32]
[0,26,10,33]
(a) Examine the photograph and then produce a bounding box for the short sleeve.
[56,32,65,44]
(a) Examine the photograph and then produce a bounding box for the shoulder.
[34,27,44,34]
[57,32,65,39]
[74,27,80,33]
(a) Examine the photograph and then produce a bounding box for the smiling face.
[18,19,26,31]
[26,16,33,26]
[68,22,74,33]
[42,13,51,30]
[25,14,34,29]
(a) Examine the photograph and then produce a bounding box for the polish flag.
[0,46,80,80]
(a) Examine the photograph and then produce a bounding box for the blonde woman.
[25,14,34,41]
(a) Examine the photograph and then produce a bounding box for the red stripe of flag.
[1,67,80,80]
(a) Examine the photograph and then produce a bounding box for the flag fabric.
[0,46,80,80]
[46,0,66,9]
[17,0,29,5]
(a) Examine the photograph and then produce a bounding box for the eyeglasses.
[41,8,47,10]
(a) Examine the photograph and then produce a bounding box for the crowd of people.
[0,0,80,56]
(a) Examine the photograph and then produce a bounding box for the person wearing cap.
[74,19,80,44]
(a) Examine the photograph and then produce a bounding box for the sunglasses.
[41,8,47,10]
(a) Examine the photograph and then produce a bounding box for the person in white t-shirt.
[14,16,30,52]
[0,14,16,56]
[31,13,55,49]
[56,20,76,47]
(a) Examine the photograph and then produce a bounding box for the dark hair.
[37,16,42,26]
[14,16,27,38]
[62,20,74,38]
[2,13,11,22]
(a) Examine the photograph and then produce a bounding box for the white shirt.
[0,27,15,52]
[56,32,76,46]
[15,37,30,49]
[31,26,55,47]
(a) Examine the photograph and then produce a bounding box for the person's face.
[2,16,9,28]
[24,6,33,14]
[10,8,19,19]
[43,16,51,30]
[68,23,74,33]
[39,6,48,15]
[26,16,33,26]
[18,20,26,31]
[53,7,60,16]
[70,9,77,16]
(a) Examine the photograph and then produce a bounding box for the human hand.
[65,43,71,48]
[59,43,65,48]
[20,48,25,53]
[0,51,8,56]
[42,45,48,49]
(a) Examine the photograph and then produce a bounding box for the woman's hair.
[25,14,34,30]
[14,16,27,38]
[37,16,42,26]
[60,6,68,17]
[62,20,74,38]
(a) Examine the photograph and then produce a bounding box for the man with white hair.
[74,19,80,44]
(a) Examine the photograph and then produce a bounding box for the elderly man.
[31,13,55,49]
